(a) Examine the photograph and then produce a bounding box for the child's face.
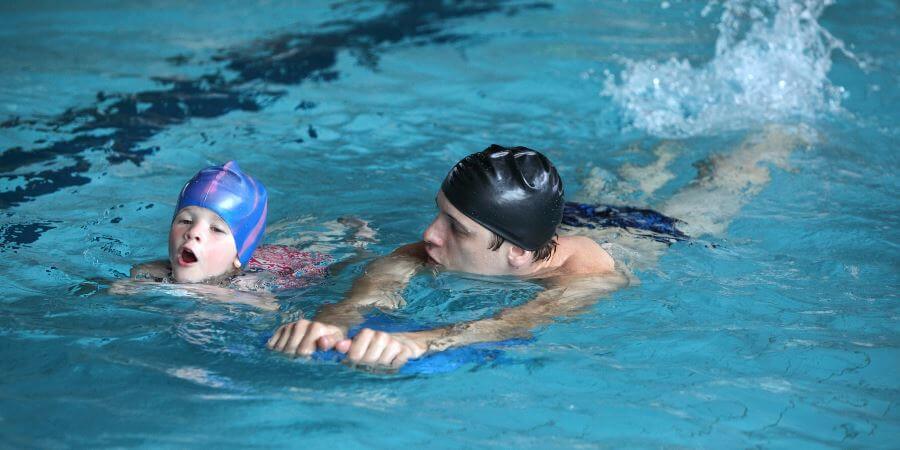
[168,206,240,283]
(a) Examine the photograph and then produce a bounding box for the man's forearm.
[402,273,628,354]
[399,300,559,353]
[314,244,425,330]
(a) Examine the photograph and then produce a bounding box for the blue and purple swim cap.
[175,161,267,266]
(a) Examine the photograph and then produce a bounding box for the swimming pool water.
[1,0,897,447]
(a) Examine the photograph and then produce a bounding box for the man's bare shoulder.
[555,236,615,275]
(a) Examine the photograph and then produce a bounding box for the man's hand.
[335,328,427,369]
[267,319,346,356]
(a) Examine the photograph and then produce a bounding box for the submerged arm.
[340,271,629,368]
[109,278,278,311]
[425,275,626,350]
[113,259,277,310]
[314,242,426,331]
[129,260,170,280]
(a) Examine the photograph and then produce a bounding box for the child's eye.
[211,226,225,234]
[178,219,192,225]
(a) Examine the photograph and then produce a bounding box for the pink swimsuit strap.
[247,245,332,289]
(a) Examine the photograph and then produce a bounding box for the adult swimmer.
[268,144,629,368]
[268,128,805,369]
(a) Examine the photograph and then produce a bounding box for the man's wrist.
[397,329,445,358]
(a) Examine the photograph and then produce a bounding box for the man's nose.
[423,218,443,247]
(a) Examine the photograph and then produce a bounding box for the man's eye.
[450,223,465,235]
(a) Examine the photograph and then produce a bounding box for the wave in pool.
[602,0,862,138]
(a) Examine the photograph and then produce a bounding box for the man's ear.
[507,245,532,268]
[233,257,242,269]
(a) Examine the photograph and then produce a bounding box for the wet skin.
[268,191,621,370]
[168,206,241,283]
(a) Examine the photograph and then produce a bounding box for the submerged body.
[269,146,628,367]
[270,129,806,369]
[113,161,278,308]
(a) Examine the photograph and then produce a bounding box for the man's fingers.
[266,325,285,349]
[297,322,329,356]
[361,331,391,364]
[284,320,310,355]
[334,339,351,354]
[317,335,334,351]
[273,322,298,352]
[347,329,375,362]
[378,341,402,366]
[391,348,411,369]
[317,328,346,351]
[272,324,415,371]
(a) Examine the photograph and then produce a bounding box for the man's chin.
[426,255,445,268]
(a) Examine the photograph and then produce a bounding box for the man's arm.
[315,242,425,327]
[267,242,427,356]
[340,271,629,369]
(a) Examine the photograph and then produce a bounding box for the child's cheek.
[205,237,237,273]
[167,226,181,255]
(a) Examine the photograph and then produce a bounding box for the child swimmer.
[131,160,269,284]
[117,161,330,309]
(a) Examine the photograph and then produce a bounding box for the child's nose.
[186,223,205,241]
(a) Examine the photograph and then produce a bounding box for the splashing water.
[603,0,860,138]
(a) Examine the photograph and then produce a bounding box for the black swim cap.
[441,144,564,251]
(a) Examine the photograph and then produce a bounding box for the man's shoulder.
[557,235,604,254]
[556,236,615,275]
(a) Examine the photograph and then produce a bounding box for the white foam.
[602,0,860,138]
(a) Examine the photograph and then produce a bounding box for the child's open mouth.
[180,248,198,265]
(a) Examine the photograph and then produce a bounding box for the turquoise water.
[1,0,897,447]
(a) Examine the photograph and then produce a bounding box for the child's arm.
[169,282,279,311]
[129,260,170,280]
[113,259,278,310]
[106,260,169,294]
[109,278,278,311]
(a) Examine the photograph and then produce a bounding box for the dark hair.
[488,232,558,262]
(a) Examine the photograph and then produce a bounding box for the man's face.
[168,206,239,283]
[422,191,511,275]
